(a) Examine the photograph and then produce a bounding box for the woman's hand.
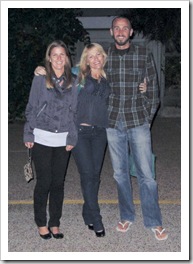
[139,78,147,93]
[34,66,46,76]
[25,142,34,148]
[66,145,74,151]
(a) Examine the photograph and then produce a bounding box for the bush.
[8,8,88,121]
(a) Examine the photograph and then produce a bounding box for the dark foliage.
[121,8,181,53]
[8,8,89,121]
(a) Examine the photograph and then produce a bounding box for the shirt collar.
[110,43,135,55]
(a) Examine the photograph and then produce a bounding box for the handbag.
[24,148,36,183]
[129,153,156,179]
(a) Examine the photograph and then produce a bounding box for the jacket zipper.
[36,103,47,117]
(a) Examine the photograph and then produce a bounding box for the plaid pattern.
[105,43,160,129]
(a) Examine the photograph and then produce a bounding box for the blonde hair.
[45,40,72,89]
[78,43,107,84]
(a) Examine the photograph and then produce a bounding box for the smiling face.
[110,17,133,49]
[49,46,66,73]
[86,47,105,70]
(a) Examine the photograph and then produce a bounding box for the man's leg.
[128,122,162,228]
[106,126,135,224]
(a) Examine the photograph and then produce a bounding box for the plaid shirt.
[105,43,160,129]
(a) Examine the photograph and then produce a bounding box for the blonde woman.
[71,43,111,237]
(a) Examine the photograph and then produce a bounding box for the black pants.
[32,143,70,227]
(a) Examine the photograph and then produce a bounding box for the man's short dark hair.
[111,16,132,29]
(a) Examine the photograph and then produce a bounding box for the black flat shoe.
[95,229,105,237]
[88,224,94,231]
[39,232,52,240]
[48,227,64,239]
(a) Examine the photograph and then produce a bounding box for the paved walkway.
[4,117,189,261]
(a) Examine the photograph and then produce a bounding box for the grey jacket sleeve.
[66,81,78,146]
[23,76,44,143]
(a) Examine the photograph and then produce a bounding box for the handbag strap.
[27,148,32,163]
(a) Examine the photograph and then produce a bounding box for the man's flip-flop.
[116,221,132,232]
[151,227,168,241]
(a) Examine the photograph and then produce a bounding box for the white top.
[33,128,68,147]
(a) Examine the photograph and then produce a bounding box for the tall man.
[105,16,168,241]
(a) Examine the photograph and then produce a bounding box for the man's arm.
[34,66,46,76]
[145,52,160,122]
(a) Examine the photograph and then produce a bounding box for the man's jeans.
[72,125,107,232]
[106,121,162,228]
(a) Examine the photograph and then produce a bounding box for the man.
[105,16,168,241]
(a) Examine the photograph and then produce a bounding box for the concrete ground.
[4,117,189,261]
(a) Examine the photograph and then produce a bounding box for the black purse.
[24,148,36,183]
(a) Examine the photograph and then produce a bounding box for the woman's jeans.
[106,121,162,228]
[72,125,107,232]
[32,143,70,228]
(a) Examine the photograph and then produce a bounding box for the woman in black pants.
[23,40,78,240]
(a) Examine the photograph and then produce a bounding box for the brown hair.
[111,16,132,29]
[45,40,72,88]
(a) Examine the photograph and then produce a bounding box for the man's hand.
[139,78,147,93]
[34,66,46,76]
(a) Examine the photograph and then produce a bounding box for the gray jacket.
[23,75,78,146]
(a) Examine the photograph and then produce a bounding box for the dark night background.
[8,8,181,121]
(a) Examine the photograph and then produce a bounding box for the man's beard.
[113,35,130,46]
